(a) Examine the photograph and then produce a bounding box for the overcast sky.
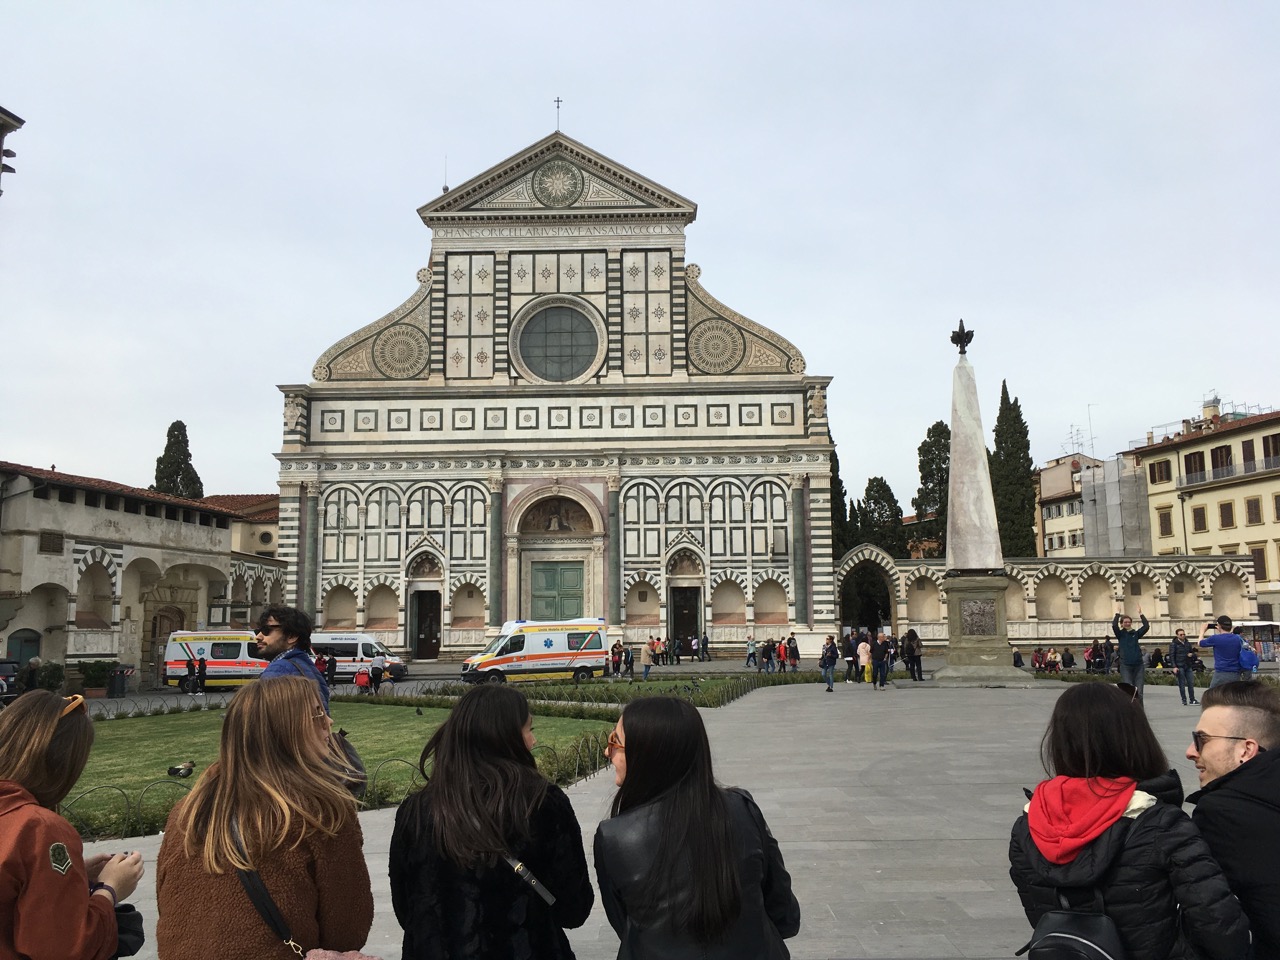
[3,2,1276,513]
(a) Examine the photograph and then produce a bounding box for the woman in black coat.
[1008,683,1249,960]
[594,696,800,959]
[390,685,593,960]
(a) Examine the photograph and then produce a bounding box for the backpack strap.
[231,821,305,957]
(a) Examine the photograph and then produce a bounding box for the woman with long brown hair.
[390,683,593,959]
[0,691,144,959]
[155,675,373,958]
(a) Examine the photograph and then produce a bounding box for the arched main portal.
[834,544,900,636]
[406,552,444,659]
[666,548,705,653]
[508,491,605,622]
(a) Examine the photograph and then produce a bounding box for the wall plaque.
[961,599,997,637]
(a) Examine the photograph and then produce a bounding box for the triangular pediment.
[418,132,697,225]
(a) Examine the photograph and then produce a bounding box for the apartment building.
[1036,454,1105,557]
[1131,400,1280,619]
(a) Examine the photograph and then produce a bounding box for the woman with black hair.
[594,696,800,959]
[1008,682,1249,960]
[390,684,594,959]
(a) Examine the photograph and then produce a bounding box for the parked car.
[0,659,20,705]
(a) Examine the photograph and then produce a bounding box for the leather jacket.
[593,787,800,959]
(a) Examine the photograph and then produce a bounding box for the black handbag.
[112,903,145,958]
[331,728,367,799]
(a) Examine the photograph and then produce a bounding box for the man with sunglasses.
[255,605,329,713]
[1186,680,1280,958]
[1199,615,1247,687]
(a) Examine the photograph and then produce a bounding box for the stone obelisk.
[933,321,1032,685]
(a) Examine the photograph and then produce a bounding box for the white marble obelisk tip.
[945,356,1004,571]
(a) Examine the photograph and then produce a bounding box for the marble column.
[303,481,321,618]
[791,475,809,626]
[607,476,621,626]
[487,475,504,627]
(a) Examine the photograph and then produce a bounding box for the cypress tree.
[912,419,951,556]
[988,381,1036,557]
[830,449,854,562]
[856,477,908,559]
[153,420,204,499]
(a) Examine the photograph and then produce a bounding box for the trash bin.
[108,664,134,699]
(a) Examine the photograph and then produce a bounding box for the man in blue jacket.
[1111,608,1150,699]
[1200,615,1246,688]
[255,604,329,713]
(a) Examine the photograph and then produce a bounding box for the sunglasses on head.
[60,694,87,718]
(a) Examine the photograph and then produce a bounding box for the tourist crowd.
[2,603,1275,959]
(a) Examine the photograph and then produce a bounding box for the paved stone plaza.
[90,675,1216,960]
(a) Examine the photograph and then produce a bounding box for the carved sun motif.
[372,325,429,379]
[688,318,747,375]
[531,159,585,208]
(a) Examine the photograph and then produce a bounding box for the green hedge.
[333,669,830,715]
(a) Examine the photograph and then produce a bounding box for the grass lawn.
[64,702,612,837]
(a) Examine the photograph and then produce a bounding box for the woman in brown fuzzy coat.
[155,676,373,959]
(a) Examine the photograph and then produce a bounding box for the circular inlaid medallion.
[373,325,429,379]
[531,159,585,208]
[688,318,746,374]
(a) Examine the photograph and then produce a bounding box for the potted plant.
[79,660,116,698]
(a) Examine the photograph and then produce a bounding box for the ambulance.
[162,631,266,690]
[461,619,608,683]
[309,634,405,681]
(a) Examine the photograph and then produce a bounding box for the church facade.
[277,134,837,658]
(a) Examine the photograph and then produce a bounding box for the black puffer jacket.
[594,787,800,960]
[1189,749,1280,960]
[1009,770,1249,960]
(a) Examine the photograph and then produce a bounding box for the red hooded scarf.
[1027,775,1137,865]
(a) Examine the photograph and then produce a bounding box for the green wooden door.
[530,561,584,620]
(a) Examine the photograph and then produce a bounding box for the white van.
[461,619,607,684]
[163,632,265,690]
[310,634,405,681]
